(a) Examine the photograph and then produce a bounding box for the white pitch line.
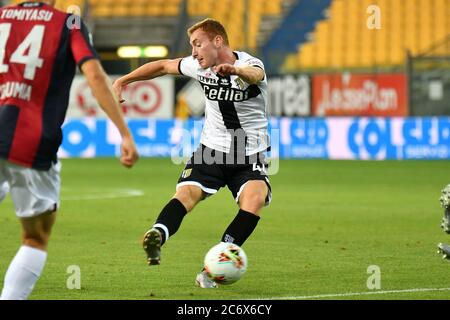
[251,287,450,300]
[62,188,144,201]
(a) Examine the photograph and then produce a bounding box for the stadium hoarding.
[267,74,311,116]
[66,74,311,119]
[312,73,408,116]
[58,117,450,160]
[67,75,174,118]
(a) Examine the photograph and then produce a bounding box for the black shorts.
[177,144,272,205]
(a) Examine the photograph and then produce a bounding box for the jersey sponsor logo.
[200,83,260,102]
[1,9,53,22]
[197,75,247,90]
[197,75,217,85]
[0,81,32,101]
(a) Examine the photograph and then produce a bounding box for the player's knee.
[239,192,266,214]
[22,231,50,250]
[20,213,55,250]
[174,186,203,212]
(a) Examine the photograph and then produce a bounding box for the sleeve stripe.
[78,56,98,68]
[178,58,184,75]
[251,65,265,81]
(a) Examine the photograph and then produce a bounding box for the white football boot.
[195,270,218,289]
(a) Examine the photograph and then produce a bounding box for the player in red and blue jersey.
[0,1,139,300]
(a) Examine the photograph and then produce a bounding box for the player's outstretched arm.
[213,64,264,85]
[113,58,182,102]
[81,59,139,168]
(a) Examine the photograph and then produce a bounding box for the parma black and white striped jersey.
[178,51,269,155]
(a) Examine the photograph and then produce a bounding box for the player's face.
[189,29,219,69]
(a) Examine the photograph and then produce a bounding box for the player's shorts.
[0,159,61,218]
[177,144,272,206]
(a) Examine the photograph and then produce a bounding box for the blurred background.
[6,0,450,160]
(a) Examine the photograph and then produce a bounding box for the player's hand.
[213,64,239,77]
[112,79,125,103]
[120,136,139,168]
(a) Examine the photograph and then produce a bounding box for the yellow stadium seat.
[282,53,299,72]
[315,49,330,68]
[162,5,179,16]
[112,0,130,5]
[313,21,331,67]
[298,43,315,68]
[330,45,345,68]
[112,5,129,16]
[344,46,360,68]
[286,0,449,69]
[330,0,345,18]
[264,0,282,16]
[433,0,450,42]
[92,5,112,17]
[360,51,376,67]
[129,5,145,17]
[390,46,405,65]
[374,44,389,65]
[146,5,163,16]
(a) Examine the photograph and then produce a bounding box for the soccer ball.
[203,242,248,285]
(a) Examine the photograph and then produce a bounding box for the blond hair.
[187,18,229,46]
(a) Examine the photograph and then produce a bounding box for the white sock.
[0,246,47,300]
[0,182,9,202]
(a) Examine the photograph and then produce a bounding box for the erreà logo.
[219,78,230,86]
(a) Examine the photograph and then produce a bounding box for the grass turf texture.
[0,158,449,300]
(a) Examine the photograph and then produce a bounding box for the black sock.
[221,209,260,246]
[153,198,187,245]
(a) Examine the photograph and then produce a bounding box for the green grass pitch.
[1,158,450,300]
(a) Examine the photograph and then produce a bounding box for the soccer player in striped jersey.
[114,18,271,288]
[0,1,138,299]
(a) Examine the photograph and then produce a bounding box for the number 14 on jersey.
[0,23,45,81]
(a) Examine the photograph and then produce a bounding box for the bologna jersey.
[178,51,269,155]
[0,1,98,170]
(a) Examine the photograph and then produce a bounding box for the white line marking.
[250,287,450,300]
[62,188,144,201]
